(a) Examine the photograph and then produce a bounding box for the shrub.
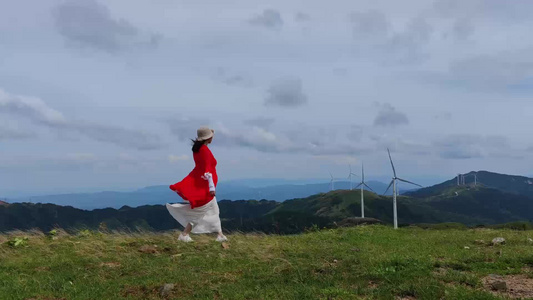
[490,221,533,231]
[6,237,28,247]
[413,223,467,230]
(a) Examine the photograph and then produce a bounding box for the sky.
[1,0,533,197]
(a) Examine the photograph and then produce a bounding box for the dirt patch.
[432,267,447,276]
[368,281,379,290]
[121,283,193,299]
[25,297,67,300]
[483,274,533,299]
[138,245,159,254]
[205,270,243,283]
[121,285,158,298]
[99,262,121,268]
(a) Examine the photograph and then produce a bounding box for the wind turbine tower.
[329,172,336,191]
[384,149,423,229]
[348,165,358,190]
[354,164,375,218]
[465,172,478,186]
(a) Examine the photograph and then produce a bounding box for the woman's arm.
[202,173,216,194]
[199,146,216,196]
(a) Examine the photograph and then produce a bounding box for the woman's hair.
[191,139,204,153]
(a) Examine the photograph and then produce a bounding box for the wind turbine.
[329,172,336,191]
[383,149,423,229]
[348,165,358,190]
[457,173,466,186]
[354,163,375,218]
[465,172,478,186]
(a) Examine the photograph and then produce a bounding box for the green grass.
[1,226,532,299]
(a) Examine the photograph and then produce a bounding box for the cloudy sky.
[1,0,533,197]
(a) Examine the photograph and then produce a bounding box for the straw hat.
[197,126,214,141]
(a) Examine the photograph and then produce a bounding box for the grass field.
[1,226,532,299]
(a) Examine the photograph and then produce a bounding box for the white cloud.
[350,11,433,64]
[0,124,36,140]
[373,103,409,127]
[212,68,253,88]
[265,78,308,107]
[294,12,311,23]
[432,134,518,159]
[53,0,160,53]
[0,88,164,150]
[248,9,283,30]
[0,89,66,125]
[3,0,533,193]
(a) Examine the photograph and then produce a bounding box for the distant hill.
[3,183,532,233]
[407,185,533,224]
[407,171,533,198]
[0,200,280,233]
[9,180,392,210]
[2,171,533,232]
[263,171,533,226]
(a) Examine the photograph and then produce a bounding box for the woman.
[166,126,227,243]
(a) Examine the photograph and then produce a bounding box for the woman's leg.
[212,198,227,241]
[182,223,193,235]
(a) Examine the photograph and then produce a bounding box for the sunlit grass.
[1,226,532,299]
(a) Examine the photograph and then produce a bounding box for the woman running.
[166,126,227,242]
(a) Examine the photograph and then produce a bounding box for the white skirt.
[166,197,222,234]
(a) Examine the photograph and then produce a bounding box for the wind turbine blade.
[362,163,365,182]
[363,183,376,193]
[387,148,397,177]
[383,180,394,195]
[354,183,363,189]
[329,172,333,179]
[397,178,423,188]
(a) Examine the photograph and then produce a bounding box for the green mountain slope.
[267,190,446,226]
[2,170,533,232]
[408,171,533,198]
[408,186,533,224]
[269,183,533,226]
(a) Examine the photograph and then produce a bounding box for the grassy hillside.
[1,226,533,299]
[409,171,533,198]
[408,186,533,225]
[2,186,533,234]
[269,187,533,227]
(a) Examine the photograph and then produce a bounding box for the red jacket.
[170,145,218,208]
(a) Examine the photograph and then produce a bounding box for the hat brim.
[197,129,215,141]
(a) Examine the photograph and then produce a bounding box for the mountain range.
[1,171,532,233]
[7,180,396,210]
[406,171,533,198]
